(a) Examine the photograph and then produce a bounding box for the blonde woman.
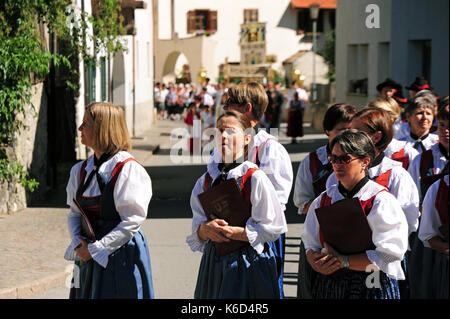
[65,102,154,299]
[369,97,419,169]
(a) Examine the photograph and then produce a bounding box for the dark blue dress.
[69,159,154,299]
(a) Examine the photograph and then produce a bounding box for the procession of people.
[65,76,448,300]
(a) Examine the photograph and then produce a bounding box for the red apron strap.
[359,189,388,217]
[420,149,434,178]
[239,168,259,205]
[318,192,332,247]
[435,178,449,225]
[392,147,405,159]
[110,158,139,188]
[203,173,213,192]
[79,160,88,184]
[309,150,320,181]
[251,138,272,166]
[373,169,392,189]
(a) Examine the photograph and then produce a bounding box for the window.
[100,56,107,101]
[187,10,217,34]
[297,8,335,34]
[244,9,258,23]
[408,40,432,86]
[347,44,368,95]
[377,42,390,84]
[86,57,96,104]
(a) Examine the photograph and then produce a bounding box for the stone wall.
[0,83,48,214]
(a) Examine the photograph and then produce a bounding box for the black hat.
[405,76,432,91]
[376,78,402,92]
[392,89,408,106]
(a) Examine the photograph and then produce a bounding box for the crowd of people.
[64,74,448,300]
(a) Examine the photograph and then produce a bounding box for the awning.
[290,0,336,9]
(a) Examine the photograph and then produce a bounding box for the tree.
[318,29,335,83]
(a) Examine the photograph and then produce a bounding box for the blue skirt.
[194,241,280,299]
[69,230,154,299]
[408,231,436,298]
[268,233,285,298]
[312,270,400,299]
[296,240,316,299]
[431,251,449,299]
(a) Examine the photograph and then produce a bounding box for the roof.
[290,0,336,9]
[282,50,309,64]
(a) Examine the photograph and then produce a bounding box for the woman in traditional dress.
[187,110,287,298]
[302,130,408,299]
[65,102,154,299]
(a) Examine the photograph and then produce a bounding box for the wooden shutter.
[187,10,196,33]
[208,10,217,32]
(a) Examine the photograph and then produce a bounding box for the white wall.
[336,0,449,108]
[158,0,303,83]
[335,0,391,107]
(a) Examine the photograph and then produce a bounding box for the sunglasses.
[328,154,359,165]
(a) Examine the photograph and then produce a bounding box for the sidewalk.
[0,119,181,299]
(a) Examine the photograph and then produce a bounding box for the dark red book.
[315,197,375,255]
[73,198,96,243]
[198,178,251,256]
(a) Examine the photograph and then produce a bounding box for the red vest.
[435,178,449,225]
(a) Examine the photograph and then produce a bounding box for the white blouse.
[326,156,420,237]
[293,145,329,214]
[186,161,288,255]
[64,151,152,268]
[302,180,408,280]
[398,132,439,154]
[208,129,293,211]
[384,138,420,165]
[408,143,448,201]
[418,175,449,248]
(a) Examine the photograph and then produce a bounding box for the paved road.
[5,120,325,299]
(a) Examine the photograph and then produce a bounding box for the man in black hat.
[405,76,433,99]
[376,78,402,99]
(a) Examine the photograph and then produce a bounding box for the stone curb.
[0,267,72,299]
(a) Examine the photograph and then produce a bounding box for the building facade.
[335,0,449,108]
[156,0,335,87]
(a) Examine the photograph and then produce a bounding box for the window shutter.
[187,10,196,33]
[208,10,217,32]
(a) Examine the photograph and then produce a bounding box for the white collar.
[327,178,386,202]
[206,160,258,181]
[368,156,402,178]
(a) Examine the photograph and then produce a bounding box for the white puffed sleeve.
[64,161,84,262]
[257,140,293,210]
[388,167,420,236]
[418,179,444,247]
[365,191,408,280]
[245,170,288,254]
[300,195,323,253]
[186,174,209,252]
[293,155,315,215]
[87,161,152,268]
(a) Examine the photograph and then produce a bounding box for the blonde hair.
[86,102,131,154]
[367,97,402,122]
[227,82,268,121]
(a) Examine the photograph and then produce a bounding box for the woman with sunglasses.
[327,107,420,298]
[301,130,408,299]
[293,103,356,299]
[327,108,420,239]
